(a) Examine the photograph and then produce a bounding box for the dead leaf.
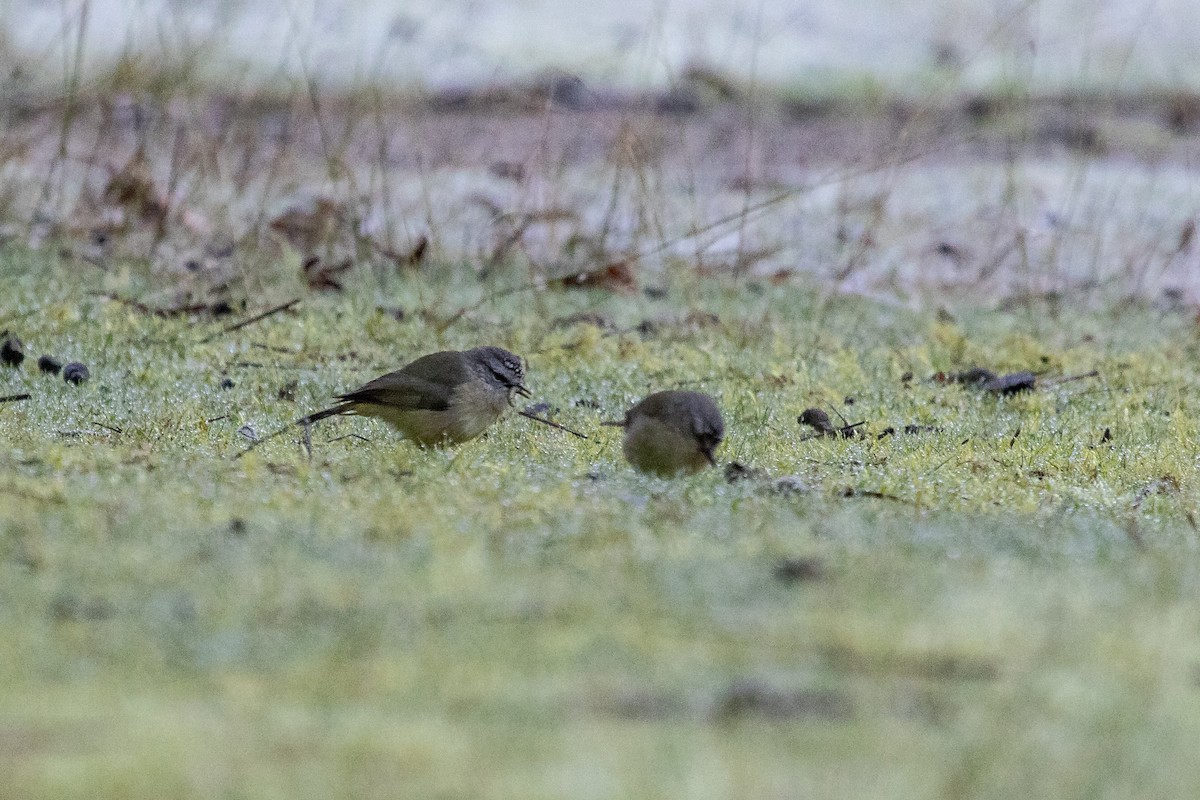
[101,147,166,226]
[550,260,637,293]
[302,256,353,292]
[269,196,342,253]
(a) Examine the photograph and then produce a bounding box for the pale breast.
[345,375,510,446]
[444,379,511,442]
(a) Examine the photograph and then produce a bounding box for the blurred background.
[4,0,1199,94]
[2,0,1199,305]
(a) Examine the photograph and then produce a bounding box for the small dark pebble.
[964,93,998,121]
[551,311,614,330]
[635,319,662,336]
[798,408,836,434]
[209,300,235,317]
[378,306,406,322]
[50,593,115,622]
[935,241,967,259]
[62,363,90,385]
[714,679,854,722]
[877,424,943,439]
[37,355,62,374]
[843,396,855,405]
[982,371,1037,394]
[946,367,998,385]
[773,556,827,584]
[228,518,247,536]
[724,461,768,483]
[1,333,24,367]
[219,378,235,390]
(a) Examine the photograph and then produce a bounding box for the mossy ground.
[4,246,1200,798]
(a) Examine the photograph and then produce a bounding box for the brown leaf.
[269,196,341,253]
[302,257,354,292]
[550,260,637,293]
[375,235,428,271]
[101,148,166,225]
[1177,219,1196,254]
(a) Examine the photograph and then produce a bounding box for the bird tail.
[296,402,354,427]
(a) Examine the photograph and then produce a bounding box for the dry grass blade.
[201,299,301,343]
[517,409,588,439]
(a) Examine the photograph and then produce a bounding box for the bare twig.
[232,421,296,460]
[839,487,909,504]
[326,433,371,444]
[1044,370,1100,387]
[92,291,210,317]
[202,298,301,342]
[518,409,588,439]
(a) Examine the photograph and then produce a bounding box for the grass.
[4,244,1200,798]
[4,2,1200,794]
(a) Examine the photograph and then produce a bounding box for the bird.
[235,346,529,458]
[298,346,531,446]
[609,390,725,476]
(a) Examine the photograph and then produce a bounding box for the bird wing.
[336,369,456,411]
[397,351,474,385]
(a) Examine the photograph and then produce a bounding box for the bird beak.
[510,383,533,404]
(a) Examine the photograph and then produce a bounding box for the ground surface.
[5,241,1200,798]
[3,11,1200,791]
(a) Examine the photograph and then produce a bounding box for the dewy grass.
[4,246,1200,798]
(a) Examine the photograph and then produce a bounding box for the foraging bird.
[609,390,725,476]
[297,346,531,446]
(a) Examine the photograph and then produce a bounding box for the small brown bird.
[610,390,725,476]
[297,346,531,446]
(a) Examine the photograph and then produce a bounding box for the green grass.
[4,245,1200,798]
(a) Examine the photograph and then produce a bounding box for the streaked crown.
[467,346,530,396]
